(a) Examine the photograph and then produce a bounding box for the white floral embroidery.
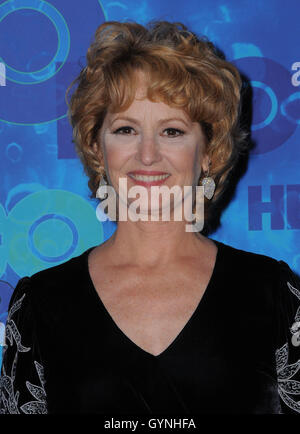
[275,280,300,413]
[0,292,47,414]
[288,282,300,323]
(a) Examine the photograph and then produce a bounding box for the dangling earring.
[200,165,215,200]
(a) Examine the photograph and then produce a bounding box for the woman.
[1,20,300,415]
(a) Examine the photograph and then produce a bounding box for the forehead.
[107,75,192,123]
[109,96,192,122]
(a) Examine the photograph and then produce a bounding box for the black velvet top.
[1,239,300,415]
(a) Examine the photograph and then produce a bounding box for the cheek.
[171,148,198,171]
[102,133,135,169]
[106,147,131,170]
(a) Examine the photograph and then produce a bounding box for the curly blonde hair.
[66,20,249,226]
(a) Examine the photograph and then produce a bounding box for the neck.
[104,219,207,268]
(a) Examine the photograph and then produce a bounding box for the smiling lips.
[127,170,171,186]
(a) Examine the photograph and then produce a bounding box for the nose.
[135,135,162,166]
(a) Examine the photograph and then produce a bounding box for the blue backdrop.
[0,0,299,367]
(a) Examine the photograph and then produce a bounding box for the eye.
[112,126,135,135]
[163,128,185,137]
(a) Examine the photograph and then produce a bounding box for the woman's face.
[96,75,209,218]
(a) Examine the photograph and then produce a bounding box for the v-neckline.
[83,238,223,359]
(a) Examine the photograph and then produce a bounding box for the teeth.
[130,174,170,181]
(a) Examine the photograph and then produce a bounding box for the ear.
[201,152,210,174]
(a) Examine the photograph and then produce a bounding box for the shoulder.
[11,247,93,310]
[33,246,92,282]
[219,241,299,289]
[215,239,279,279]
[217,238,300,320]
[31,249,86,283]
[217,240,300,299]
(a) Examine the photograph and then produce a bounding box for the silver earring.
[201,167,215,200]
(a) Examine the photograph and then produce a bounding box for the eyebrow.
[110,116,190,128]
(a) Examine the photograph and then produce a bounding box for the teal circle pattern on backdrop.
[0,0,70,84]
[5,190,103,277]
[28,213,79,262]
[250,81,278,131]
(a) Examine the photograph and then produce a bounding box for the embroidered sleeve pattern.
[275,261,300,414]
[0,278,48,414]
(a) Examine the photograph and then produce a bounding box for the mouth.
[127,172,171,187]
